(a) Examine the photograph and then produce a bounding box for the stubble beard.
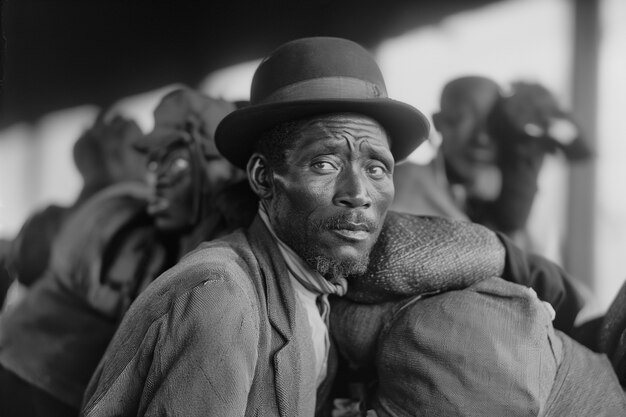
[305,252,370,284]
[278,216,375,283]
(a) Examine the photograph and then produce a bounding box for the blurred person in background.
[2,114,146,309]
[390,157,467,220]
[0,87,255,417]
[432,76,591,249]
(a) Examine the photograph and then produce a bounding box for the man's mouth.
[330,222,372,242]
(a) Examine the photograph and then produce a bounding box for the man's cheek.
[372,181,394,208]
[281,180,327,207]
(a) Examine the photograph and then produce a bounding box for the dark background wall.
[0,0,498,128]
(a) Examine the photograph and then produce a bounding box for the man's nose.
[333,167,372,208]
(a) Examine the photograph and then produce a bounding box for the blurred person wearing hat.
[133,88,253,254]
[81,37,592,417]
[0,88,251,417]
[433,76,592,248]
[2,114,146,310]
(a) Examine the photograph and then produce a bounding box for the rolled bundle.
[347,211,506,303]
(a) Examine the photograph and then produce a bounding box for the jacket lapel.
[247,216,301,417]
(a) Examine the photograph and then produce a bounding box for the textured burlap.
[331,212,626,416]
[346,212,506,303]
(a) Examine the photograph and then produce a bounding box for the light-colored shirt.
[291,278,329,385]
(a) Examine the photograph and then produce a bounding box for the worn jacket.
[81,216,334,417]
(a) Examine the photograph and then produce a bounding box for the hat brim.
[215,98,430,169]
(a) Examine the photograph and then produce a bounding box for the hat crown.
[154,88,228,135]
[250,37,388,105]
[215,37,430,169]
[135,88,235,156]
[153,90,194,129]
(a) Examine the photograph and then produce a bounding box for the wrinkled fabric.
[81,217,334,417]
[331,212,617,416]
[347,212,505,303]
[375,278,560,417]
[542,332,626,416]
[496,232,583,333]
[332,278,626,417]
[347,213,582,334]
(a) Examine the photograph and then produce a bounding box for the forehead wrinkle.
[312,132,381,157]
[317,122,386,149]
[296,114,391,161]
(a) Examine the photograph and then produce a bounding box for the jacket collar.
[246,215,304,417]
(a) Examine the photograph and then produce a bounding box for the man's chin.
[312,234,377,279]
[306,251,369,283]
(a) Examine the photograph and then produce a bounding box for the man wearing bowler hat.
[81,36,431,417]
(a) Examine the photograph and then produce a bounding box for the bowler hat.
[215,37,430,168]
[134,87,236,157]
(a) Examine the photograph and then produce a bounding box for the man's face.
[146,144,195,233]
[435,99,498,187]
[267,113,394,282]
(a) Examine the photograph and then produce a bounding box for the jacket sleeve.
[496,232,583,333]
[81,266,260,417]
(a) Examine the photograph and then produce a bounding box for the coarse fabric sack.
[332,277,626,417]
[346,212,505,303]
[375,278,558,417]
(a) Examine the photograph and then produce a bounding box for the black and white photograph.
[1,0,625,415]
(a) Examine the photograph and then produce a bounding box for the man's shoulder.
[177,229,260,282]
[136,229,262,313]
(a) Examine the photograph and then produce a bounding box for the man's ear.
[247,153,273,199]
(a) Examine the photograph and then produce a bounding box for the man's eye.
[311,161,337,171]
[367,165,388,178]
